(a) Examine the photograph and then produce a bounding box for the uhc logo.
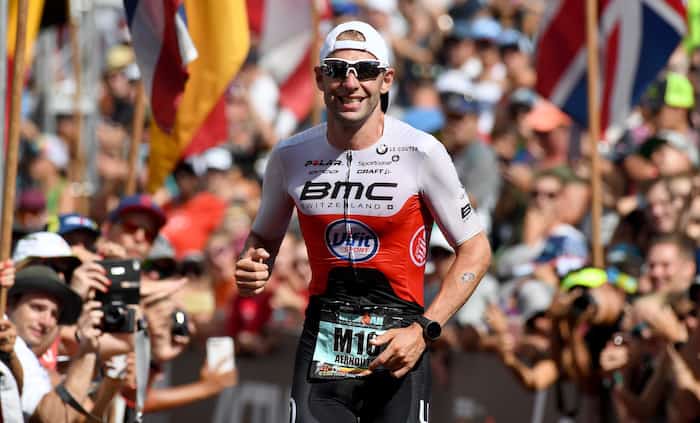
[325,219,379,262]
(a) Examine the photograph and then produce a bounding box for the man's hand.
[71,262,111,300]
[0,319,17,353]
[0,259,15,289]
[367,323,426,378]
[235,248,271,297]
[76,300,104,353]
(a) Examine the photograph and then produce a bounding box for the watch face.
[426,321,441,340]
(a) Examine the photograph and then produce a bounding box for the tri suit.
[251,116,483,422]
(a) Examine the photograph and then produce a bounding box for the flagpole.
[1,0,28,316]
[310,0,322,125]
[125,81,146,195]
[586,0,604,268]
[0,0,8,217]
[69,6,87,215]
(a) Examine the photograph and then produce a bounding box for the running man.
[235,20,491,423]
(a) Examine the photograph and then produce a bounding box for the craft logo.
[409,226,427,266]
[325,219,379,262]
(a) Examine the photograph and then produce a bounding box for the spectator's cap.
[320,20,390,65]
[561,267,608,291]
[52,213,100,238]
[108,194,166,230]
[10,265,83,324]
[469,17,501,41]
[437,72,480,115]
[524,100,571,132]
[517,280,554,324]
[106,44,135,73]
[12,232,81,271]
[34,134,69,170]
[203,147,233,172]
[429,227,454,254]
[663,72,695,109]
[16,188,46,213]
[363,0,397,14]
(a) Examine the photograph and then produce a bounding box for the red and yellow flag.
[147,0,250,192]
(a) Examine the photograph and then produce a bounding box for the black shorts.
[289,317,432,423]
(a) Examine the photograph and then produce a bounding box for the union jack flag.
[535,0,686,133]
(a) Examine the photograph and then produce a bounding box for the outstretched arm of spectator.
[143,361,237,413]
[613,349,670,419]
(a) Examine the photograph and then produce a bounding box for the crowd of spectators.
[3,0,700,422]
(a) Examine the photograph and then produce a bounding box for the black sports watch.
[416,316,441,342]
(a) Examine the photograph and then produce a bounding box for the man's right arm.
[235,145,293,297]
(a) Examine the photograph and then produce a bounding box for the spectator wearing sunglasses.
[103,194,167,260]
[236,20,491,423]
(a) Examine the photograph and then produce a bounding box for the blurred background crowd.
[5,0,700,422]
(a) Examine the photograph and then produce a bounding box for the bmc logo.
[300,181,397,201]
[409,226,427,267]
[325,219,379,262]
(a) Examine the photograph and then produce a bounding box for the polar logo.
[409,226,427,267]
[325,219,379,262]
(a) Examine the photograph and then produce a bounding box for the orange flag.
[147,0,250,192]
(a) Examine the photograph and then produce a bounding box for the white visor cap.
[319,21,390,66]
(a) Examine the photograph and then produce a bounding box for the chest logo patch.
[409,226,427,267]
[325,219,379,262]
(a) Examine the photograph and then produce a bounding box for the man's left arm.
[368,233,491,378]
[422,232,491,325]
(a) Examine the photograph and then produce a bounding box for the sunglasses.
[119,220,157,242]
[321,58,387,81]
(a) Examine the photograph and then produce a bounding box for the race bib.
[310,309,387,379]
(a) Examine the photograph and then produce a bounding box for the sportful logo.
[325,219,379,262]
[409,226,427,267]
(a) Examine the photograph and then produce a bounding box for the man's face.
[646,182,678,234]
[9,293,60,355]
[646,242,694,293]
[531,175,563,213]
[107,210,158,259]
[315,49,394,127]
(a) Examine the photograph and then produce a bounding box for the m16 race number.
[310,310,387,379]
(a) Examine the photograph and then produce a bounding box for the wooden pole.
[69,10,86,214]
[586,0,604,268]
[310,0,322,125]
[1,0,28,316]
[125,81,145,195]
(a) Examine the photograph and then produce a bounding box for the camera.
[95,260,141,333]
[171,309,190,338]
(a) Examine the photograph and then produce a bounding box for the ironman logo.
[409,226,427,266]
[325,219,379,262]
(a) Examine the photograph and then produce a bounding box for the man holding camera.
[7,265,103,422]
